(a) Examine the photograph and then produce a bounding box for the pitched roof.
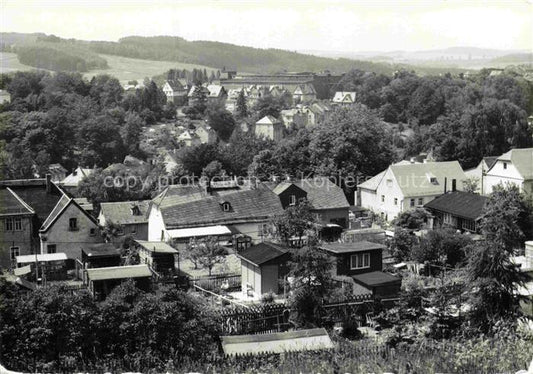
[135,240,178,254]
[320,240,385,254]
[352,271,401,287]
[207,84,225,97]
[40,193,98,232]
[159,187,284,229]
[332,92,356,103]
[390,161,466,197]
[86,264,152,281]
[61,167,95,187]
[0,188,35,216]
[293,177,349,210]
[99,200,150,225]
[165,79,184,91]
[238,242,289,266]
[357,170,386,191]
[495,148,533,179]
[256,115,280,125]
[16,253,68,264]
[424,191,488,221]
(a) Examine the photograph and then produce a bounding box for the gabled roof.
[293,177,349,210]
[188,85,209,97]
[61,167,95,187]
[493,148,533,180]
[238,242,289,266]
[164,79,185,91]
[256,115,281,125]
[320,240,385,255]
[178,130,199,141]
[99,200,150,225]
[272,182,305,196]
[332,92,356,103]
[0,188,35,216]
[207,84,225,97]
[424,191,488,221]
[159,188,284,229]
[389,161,466,197]
[357,170,386,191]
[40,193,98,233]
[482,156,498,170]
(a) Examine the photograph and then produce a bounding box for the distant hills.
[3,32,526,78]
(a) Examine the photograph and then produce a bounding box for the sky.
[1,0,532,53]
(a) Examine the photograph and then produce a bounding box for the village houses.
[482,147,533,195]
[255,115,284,142]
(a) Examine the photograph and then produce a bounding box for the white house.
[483,148,533,195]
[162,79,188,104]
[332,92,356,105]
[255,115,284,142]
[60,167,95,189]
[357,161,467,221]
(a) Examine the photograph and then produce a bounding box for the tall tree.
[235,89,248,119]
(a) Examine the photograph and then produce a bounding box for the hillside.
[85,35,396,74]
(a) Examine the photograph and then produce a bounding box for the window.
[14,217,22,231]
[350,253,370,270]
[410,199,415,207]
[386,179,393,187]
[10,246,19,260]
[69,218,78,231]
[289,195,296,206]
[222,202,231,212]
[418,198,423,206]
[381,195,385,203]
[394,198,398,205]
[5,218,13,231]
[443,213,453,225]
[503,162,507,169]
[89,228,96,236]
[47,244,56,254]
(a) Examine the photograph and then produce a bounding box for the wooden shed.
[86,264,152,300]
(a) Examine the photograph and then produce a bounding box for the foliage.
[184,237,229,275]
[220,129,273,175]
[288,239,334,328]
[412,229,472,268]
[464,240,528,333]
[479,184,533,252]
[462,176,479,193]
[389,228,418,262]
[235,89,248,119]
[270,199,315,244]
[394,207,432,230]
[206,101,235,141]
[201,160,226,181]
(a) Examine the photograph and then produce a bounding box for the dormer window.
[131,205,141,216]
[221,202,231,212]
[426,172,438,185]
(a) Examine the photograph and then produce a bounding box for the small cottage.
[135,240,178,274]
[319,241,385,277]
[86,264,152,300]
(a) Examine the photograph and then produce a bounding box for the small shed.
[86,264,152,300]
[81,243,121,269]
[221,328,333,356]
[352,271,401,298]
[238,242,290,297]
[135,240,178,273]
[16,253,68,281]
[319,241,385,276]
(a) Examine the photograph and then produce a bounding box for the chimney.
[444,177,447,194]
[452,179,457,192]
[45,174,52,194]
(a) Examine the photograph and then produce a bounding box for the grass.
[0,52,217,83]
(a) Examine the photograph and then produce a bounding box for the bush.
[261,292,275,304]
[341,318,363,340]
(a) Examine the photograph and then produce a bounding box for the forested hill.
[85,35,395,74]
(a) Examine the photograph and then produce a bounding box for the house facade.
[425,191,488,233]
[255,115,284,142]
[162,79,188,105]
[98,200,150,241]
[483,148,533,195]
[357,161,467,221]
[0,188,35,269]
[39,194,102,259]
[319,241,385,277]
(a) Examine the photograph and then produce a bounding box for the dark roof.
[483,156,498,170]
[292,178,349,210]
[352,271,401,287]
[0,188,35,216]
[424,191,488,221]
[238,242,289,266]
[0,178,63,226]
[160,188,284,229]
[82,243,121,257]
[320,241,386,254]
[40,194,98,232]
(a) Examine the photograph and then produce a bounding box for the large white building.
[356,161,467,221]
[482,148,533,195]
